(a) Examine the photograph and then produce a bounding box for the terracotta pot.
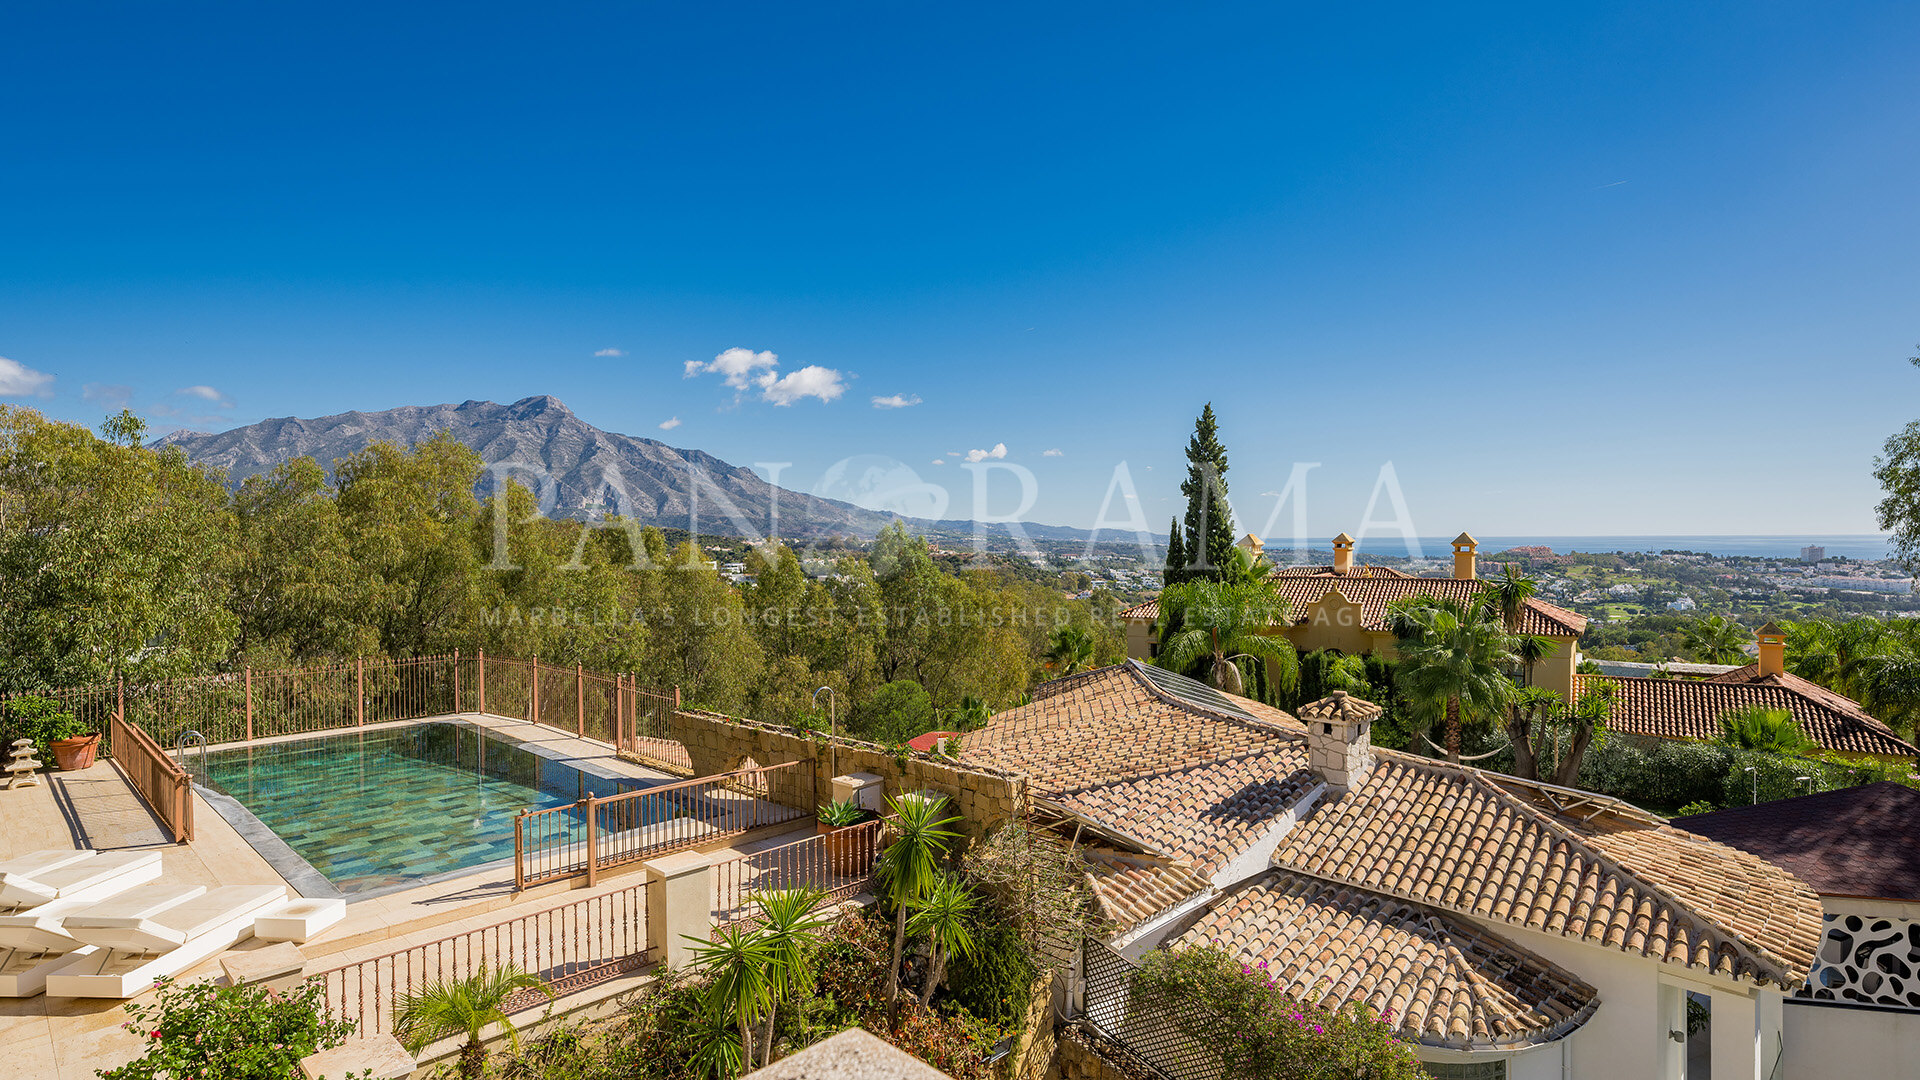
[816,819,876,877]
[49,733,99,772]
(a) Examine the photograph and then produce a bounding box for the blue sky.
[3,3,1918,537]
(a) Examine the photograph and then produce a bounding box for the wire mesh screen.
[1082,939,1224,1080]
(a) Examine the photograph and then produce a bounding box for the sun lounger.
[47,883,287,998]
[0,883,205,997]
[0,850,163,910]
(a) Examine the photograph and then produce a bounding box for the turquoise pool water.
[199,723,655,895]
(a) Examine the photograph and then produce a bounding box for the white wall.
[1417,1042,1564,1079]
[1781,1001,1920,1078]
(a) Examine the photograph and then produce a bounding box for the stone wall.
[1049,1024,1159,1080]
[1001,971,1057,1080]
[661,707,1028,837]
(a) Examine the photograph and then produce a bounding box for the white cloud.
[176,385,233,408]
[595,347,626,357]
[1042,448,1063,457]
[931,458,945,465]
[0,357,54,398]
[682,347,847,406]
[659,416,682,430]
[964,443,1008,463]
[760,365,846,406]
[871,393,922,409]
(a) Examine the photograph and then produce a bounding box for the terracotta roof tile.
[1172,871,1600,1049]
[1273,564,1417,579]
[1574,673,1919,758]
[1082,847,1212,930]
[1275,754,1825,986]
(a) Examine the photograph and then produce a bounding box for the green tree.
[1717,705,1815,755]
[686,924,776,1077]
[1680,615,1751,665]
[1483,564,1538,633]
[873,794,963,1017]
[1153,580,1299,698]
[393,962,552,1080]
[1875,344,1920,574]
[229,457,367,661]
[1168,404,1236,584]
[1392,596,1518,763]
[748,887,832,1066]
[850,679,936,744]
[1044,625,1096,676]
[908,873,979,1006]
[1161,516,1186,585]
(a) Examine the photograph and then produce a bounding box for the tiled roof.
[1273,753,1825,986]
[1082,847,1212,930]
[1675,782,1920,902]
[958,662,1303,794]
[1054,747,1316,878]
[1173,871,1599,1049]
[1117,580,1587,637]
[1574,673,1919,758]
[1272,564,1416,579]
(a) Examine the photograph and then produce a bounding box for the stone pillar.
[1709,987,1773,1080]
[830,771,886,813]
[645,850,713,970]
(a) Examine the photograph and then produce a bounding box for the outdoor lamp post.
[813,685,838,782]
[1743,765,1758,804]
[1796,774,1814,795]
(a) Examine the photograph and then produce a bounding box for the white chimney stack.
[1299,690,1379,795]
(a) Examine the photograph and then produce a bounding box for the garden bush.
[98,976,356,1080]
[943,919,1039,1031]
[1570,731,1911,812]
[1130,945,1424,1080]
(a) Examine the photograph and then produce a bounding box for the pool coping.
[189,716,675,904]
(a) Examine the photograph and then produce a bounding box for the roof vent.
[1297,689,1380,794]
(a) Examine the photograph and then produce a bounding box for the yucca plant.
[751,886,832,1064]
[1717,705,1815,755]
[392,962,552,1080]
[873,793,963,1019]
[685,923,776,1075]
[908,872,978,1006]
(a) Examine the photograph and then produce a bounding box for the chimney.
[1332,532,1355,575]
[1756,621,1786,678]
[1299,690,1379,794]
[1237,533,1265,563]
[1452,532,1478,580]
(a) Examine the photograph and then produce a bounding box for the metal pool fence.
[310,879,653,1037]
[514,760,809,889]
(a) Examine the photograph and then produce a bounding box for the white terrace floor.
[0,713,812,1080]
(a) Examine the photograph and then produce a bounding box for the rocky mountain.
[153,396,903,538]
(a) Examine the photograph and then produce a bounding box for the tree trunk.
[1552,719,1599,788]
[919,942,947,1006]
[886,901,909,1024]
[759,998,778,1067]
[740,1016,753,1079]
[459,1039,486,1080]
[1446,698,1462,763]
[1506,705,1538,781]
[1211,650,1245,695]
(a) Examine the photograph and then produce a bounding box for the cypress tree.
[1162,516,1187,585]
[1178,403,1236,582]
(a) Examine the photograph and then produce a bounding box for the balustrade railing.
[710,818,885,932]
[514,761,808,888]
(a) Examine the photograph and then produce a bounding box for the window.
[1422,1062,1506,1080]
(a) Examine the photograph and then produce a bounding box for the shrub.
[943,919,1039,1031]
[99,976,356,1080]
[0,694,86,748]
[849,680,936,745]
[1130,946,1425,1080]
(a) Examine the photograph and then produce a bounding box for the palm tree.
[1153,579,1299,699]
[1045,626,1096,675]
[1483,564,1538,633]
[908,872,978,1006]
[393,963,553,1080]
[1393,596,1518,762]
[751,887,832,1065]
[686,923,777,1076]
[1680,615,1751,665]
[1513,633,1559,687]
[872,794,963,1019]
[1717,705,1815,755]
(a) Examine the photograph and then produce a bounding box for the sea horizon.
[1252,534,1894,561]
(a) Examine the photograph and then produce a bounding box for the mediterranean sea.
[1260,535,1892,561]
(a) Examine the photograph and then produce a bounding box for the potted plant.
[816,798,876,875]
[4,696,97,772]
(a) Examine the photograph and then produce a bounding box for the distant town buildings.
[1801,544,1826,563]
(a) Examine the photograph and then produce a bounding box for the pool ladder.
[174,730,208,782]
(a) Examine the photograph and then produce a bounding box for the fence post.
[644,851,712,969]
[532,655,541,726]
[243,667,253,743]
[355,657,365,727]
[478,650,487,715]
[513,809,525,890]
[615,674,625,752]
[576,663,585,737]
[584,795,599,887]
[674,685,681,710]
[453,648,461,713]
[116,677,124,724]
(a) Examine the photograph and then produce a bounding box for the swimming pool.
[197,722,658,897]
